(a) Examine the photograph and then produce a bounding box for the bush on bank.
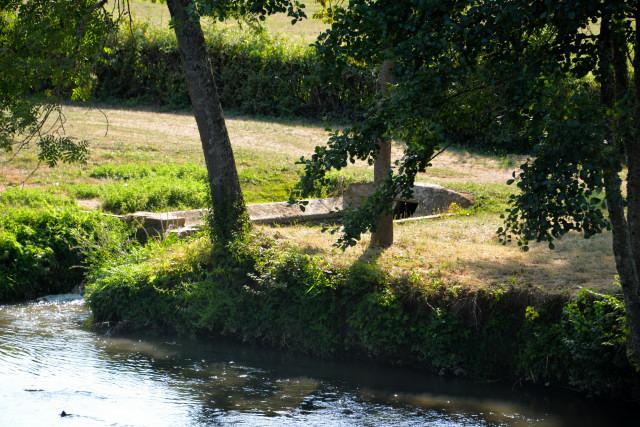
[0,189,135,302]
[85,234,638,398]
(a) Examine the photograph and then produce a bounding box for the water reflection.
[0,297,636,426]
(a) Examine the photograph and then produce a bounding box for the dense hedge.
[86,234,639,398]
[92,25,579,154]
[94,25,373,118]
[0,189,134,302]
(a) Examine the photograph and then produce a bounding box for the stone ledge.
[344,182,473,218]
[100,183,472,240]
[248,197,342,224]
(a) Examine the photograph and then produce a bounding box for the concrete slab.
[105,182,473,241]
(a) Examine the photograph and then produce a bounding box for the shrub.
[561,290,631,393]
[93,24,373,119]
[0,204,134,302]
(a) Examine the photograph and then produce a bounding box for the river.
[0,295,636,426]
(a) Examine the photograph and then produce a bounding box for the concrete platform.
[107,183,472,240]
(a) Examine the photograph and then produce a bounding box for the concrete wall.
[344,182,473,217]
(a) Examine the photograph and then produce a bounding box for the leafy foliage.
[0,0,121,167]
[292,0,561,247]
[93,23,373,117]
[498,80,609,250]
[0,196,134,302]
[292,1,629,252]
[153,0,307,24]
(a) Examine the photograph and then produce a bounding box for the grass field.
[127,0,327,44]
[0,104,367,210]
[0,103,618,294]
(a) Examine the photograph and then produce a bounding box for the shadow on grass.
[63,101,348,129]
[357,240,388,265]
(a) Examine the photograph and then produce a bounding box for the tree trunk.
[166,0,247,243]
[370,60,394,248]
[622,10,640,369]
[601,17,640,368]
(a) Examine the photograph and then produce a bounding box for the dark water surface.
[0,296,636,426]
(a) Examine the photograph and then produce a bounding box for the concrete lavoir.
[120,183,473,239]
[343,182,473,219]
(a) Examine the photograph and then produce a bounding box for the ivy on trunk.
[165,0,306,244]
[166,0,247,243]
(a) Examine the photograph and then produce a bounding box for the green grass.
[443,182,515,214]
[62,159,365,214]
[71,161,302,213]
[127,0,327,44]
[0,187,76,208]
[0,105,368,214]
[0,104,618,295]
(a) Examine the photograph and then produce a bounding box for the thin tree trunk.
[371,59,394,248]
[166,0,247,243]
[601,18,640,368]
[603,169,640,368]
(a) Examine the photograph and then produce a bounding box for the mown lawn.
[0,103,617,294]
[127,0,327,44]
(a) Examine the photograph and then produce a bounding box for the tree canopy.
[0,0,123,168]
[295,0,640,367]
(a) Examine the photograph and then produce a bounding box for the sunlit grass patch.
[127,0,327,44]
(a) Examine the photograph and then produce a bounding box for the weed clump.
[0,192,135,302]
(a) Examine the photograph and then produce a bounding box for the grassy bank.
[1,102,630,397]
[85,233,637,398]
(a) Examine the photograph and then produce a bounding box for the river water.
[0,295,636,427]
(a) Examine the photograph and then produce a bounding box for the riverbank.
[1,103,633,399]
[85,232,638,400]
[4,296,636,426]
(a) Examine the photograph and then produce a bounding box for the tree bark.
[166,0,247,243]
[622,10,640,369]
[370,60,394,248]
[600,17,640,368]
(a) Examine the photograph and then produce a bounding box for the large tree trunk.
[370,60,394,248]
[600,17,640,368]
[166,0,247,243]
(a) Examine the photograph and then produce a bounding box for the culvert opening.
[393,201,418,219]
